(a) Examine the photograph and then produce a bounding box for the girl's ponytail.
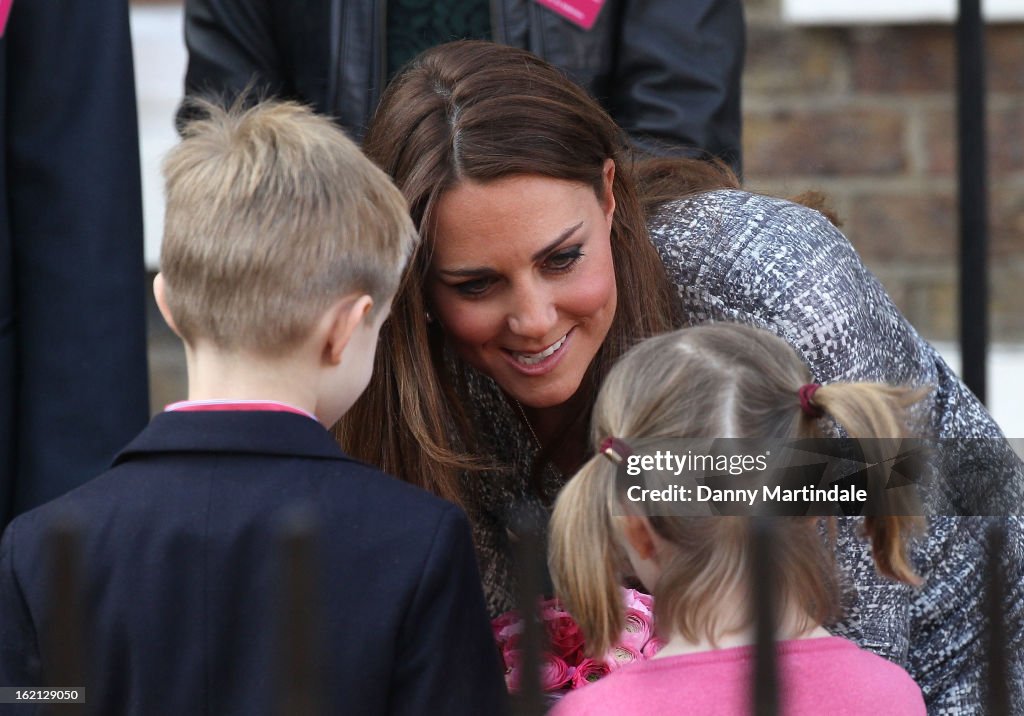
[806,383,923,442]
[810,382,930,586]
[860,515,921,586]
[548,457,624,657]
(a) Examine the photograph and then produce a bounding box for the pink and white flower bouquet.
[492,588,663,696]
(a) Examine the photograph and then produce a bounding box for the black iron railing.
[956,0,989,404]
[29,514,1014,715]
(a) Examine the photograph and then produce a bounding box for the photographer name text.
[626,484,868,506]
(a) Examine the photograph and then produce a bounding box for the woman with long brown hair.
[336,40,1023,711]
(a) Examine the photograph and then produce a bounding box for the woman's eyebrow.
[437,221,585,277]
[530,221,584,262]
[437,265,498,278]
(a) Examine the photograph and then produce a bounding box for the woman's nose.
[507,285,557,339]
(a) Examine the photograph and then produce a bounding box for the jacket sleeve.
[655,192,1024,709]
[905,517,1024,712]
[722,197,1024,508]
[654,191,1024,505]
[1003,518,1024,712]
[182,0,282,115]
[389,505,508,716]
[720,203,1024,709]
[0,524,42,709]
[608,0,745,173]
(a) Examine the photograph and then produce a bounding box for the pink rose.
[502,640,520,671]
[540,654,573,691]
[492,610,524,665]
[617,608,653,651]
[502,652,573,692]
[496,622,523,653]
[571,658,611,688]
[622,588,654,618]
[641,637,666,658]
[543,606,585,665]
[504,656,522,692]
[539,596,563,612]
[492,610,522,645]
[604,643,643,671]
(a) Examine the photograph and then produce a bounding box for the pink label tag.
[534,0,605,30]
[0,0,12,37]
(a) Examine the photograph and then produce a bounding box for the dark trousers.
[0,0,150,527]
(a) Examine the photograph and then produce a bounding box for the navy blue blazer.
[0,411,507,715]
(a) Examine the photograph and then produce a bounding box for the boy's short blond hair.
[160,99,417,354]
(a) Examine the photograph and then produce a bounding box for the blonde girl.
[548,323,927,715]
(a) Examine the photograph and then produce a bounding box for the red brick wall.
[743,1,1024,340]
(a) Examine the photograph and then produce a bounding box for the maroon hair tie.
[798,383,824,418]
[599,436,632,465]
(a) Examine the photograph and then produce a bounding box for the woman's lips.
[502,329,573,376]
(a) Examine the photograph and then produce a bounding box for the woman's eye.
[545,246,584,272]
[454,277,494,297]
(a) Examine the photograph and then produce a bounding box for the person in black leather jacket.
[182,0,745,172]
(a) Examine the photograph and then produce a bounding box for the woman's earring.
[425,310,434,324]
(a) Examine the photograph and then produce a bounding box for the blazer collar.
[113,410,354,465]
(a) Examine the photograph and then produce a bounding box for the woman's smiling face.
[427,162,617,410]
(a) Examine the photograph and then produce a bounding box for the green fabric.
[386,0,491,80]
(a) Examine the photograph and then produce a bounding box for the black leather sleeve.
[607,0,745,173]
[181,0,282,125]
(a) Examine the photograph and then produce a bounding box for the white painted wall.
[130,4,187,270]
[783,0,1023,25]
[933,344,1024,451]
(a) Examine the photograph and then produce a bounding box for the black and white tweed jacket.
[458,190,1024,714]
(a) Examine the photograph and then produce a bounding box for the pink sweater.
[550,637,925,715]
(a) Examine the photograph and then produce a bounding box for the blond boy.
[0,101,506,715]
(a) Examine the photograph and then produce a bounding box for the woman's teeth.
[514,334,567,366]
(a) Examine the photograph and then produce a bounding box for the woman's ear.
[601,158,617,222]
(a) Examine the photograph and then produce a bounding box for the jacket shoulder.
[647,189,839,260]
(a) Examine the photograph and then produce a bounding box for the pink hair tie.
[599,436,632,465]
[798,383,824,418]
